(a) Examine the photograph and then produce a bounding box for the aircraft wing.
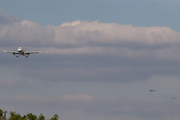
[3,51,19,54]
[25,51,43,54]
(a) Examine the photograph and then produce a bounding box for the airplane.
[171,97,176,99]
[3,46,43,57]
[149,89,156,92]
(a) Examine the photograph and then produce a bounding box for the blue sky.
[1,0,180,120]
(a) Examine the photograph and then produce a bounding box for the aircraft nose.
[18,48,22,51]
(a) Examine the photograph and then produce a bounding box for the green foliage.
[38,114,45,120]
[0,109,2,117]
[0,109,58,120]
[9,111,22,120]
[50,114,59,120]
[26,113,37,120]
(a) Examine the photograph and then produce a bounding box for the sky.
[1,0,180,120]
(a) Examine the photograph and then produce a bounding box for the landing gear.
[16,55,19,57]
[26,56,28,58]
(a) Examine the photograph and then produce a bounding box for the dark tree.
[38,114,45,120]
[0,109,3,117]
[26,113,37,120]
[50,114,59,120]
[9,111,22,120]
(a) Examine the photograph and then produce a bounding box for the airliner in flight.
[3,46,43,57]
[149,89,156,92]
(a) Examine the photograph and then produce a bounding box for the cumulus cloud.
[61,20,81,27]
[1,19,180,63]
[51,20,180,46]
[1,19,180,47]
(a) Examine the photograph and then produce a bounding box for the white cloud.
[1,18,180,67]
[1,20,180,61]
[61,20,81,27]
[1,20,180,46]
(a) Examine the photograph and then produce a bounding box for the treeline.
[0,109,58,120]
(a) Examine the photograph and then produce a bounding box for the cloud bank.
[1,17,180,60]
[1,13,180,120]
[1,13,180,82]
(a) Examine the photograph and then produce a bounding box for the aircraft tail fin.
[24,45,26,51]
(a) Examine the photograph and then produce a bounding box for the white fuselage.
[17,47,25,55]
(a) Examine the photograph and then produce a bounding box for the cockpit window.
[18,47,22,51]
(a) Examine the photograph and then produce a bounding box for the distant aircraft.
[3,46,43,57]
[171,97,176,99]
[149,89,156,92]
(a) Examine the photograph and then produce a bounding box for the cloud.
[1,20,175,82]
[62,94,94,101]
[0,66,28,88]
[1,94,180,119]
[2,94,94,104]
[0,80,22,87]
[1,6,180,120]
[52,20,180,46]
[0,19,180,63]
[1,74,180,119]
[61,20,81,27]
[1,19,180,47]
[0,12,20,25]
